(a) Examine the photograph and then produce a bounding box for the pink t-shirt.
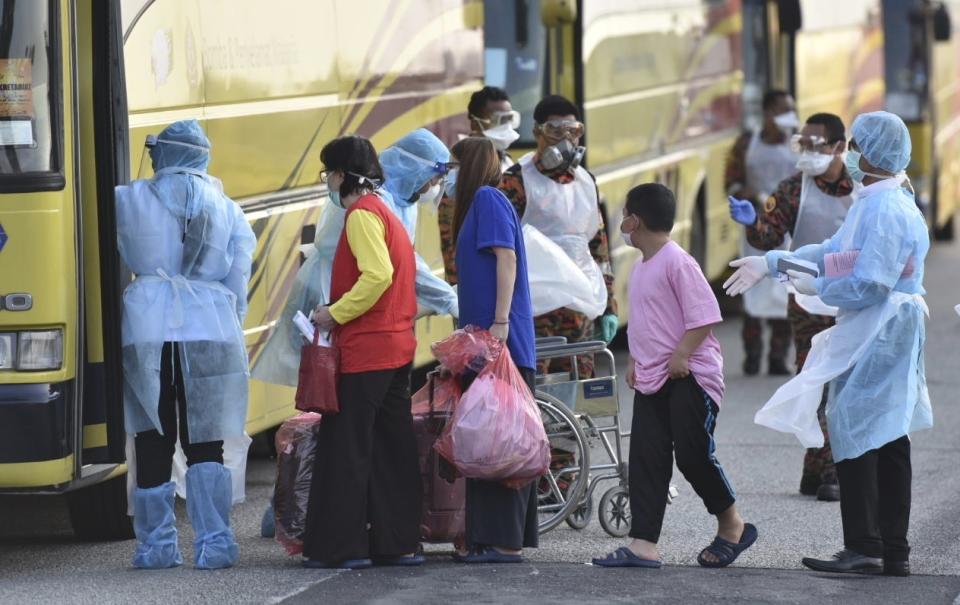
[627,241,725,405]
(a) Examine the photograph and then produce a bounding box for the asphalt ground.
[1,239,959,604]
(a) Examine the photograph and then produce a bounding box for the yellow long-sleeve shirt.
[328,209,394,325]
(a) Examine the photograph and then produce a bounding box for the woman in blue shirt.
[449,137,538,563]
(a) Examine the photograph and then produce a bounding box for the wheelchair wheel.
[598,485,631,538]
[536,391,590,534]
[565,494,592,530]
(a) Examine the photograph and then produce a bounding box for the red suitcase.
[412,374,465,545]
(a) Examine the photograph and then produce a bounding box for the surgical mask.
[540,138,586,173]
[773,111,800,133]
[483,123,520,152]
[796,152,834,176]
[444,168,458,198]
[620,232,635,248]
[418,182,443,207]
[329,188,343,209]
[844,150,898,184]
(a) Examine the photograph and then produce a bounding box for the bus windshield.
[0,0,61,183]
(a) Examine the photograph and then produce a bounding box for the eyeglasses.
[790,134,836,153]
[471,110,521,130]
[318,169,334,183]
[536,119,585,140]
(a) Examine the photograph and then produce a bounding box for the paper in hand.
[293,310,331,347]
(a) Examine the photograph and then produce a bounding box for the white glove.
[723,256,768,296]
[786,270,818,296]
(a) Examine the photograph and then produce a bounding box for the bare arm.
[490,246,517,340]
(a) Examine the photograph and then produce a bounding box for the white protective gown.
[741,132,797,318]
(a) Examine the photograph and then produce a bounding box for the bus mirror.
[934,3,952,42]
[541,0,577,27]
[778,0,802,35]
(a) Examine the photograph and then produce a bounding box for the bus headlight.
[0,333,15,369]
[17,330,63,370]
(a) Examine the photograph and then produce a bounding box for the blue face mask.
[444,168,458,199]
[329,189,343,208]
[845,150,866,183]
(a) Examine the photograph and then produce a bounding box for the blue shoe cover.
[260,500,275,538]
[186,462,239,569]
[132,481,183,569]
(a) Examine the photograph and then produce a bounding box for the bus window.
[0,0,62,188]
[484,0,547,146]
[741,0,771,131]
[883,0,928,121]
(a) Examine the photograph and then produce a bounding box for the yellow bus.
[0,0,481,540]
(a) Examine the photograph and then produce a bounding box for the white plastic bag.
[522,224,606,318]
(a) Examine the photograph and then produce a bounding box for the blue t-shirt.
[455,186,536,370]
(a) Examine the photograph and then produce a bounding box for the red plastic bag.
[430,325,502,375]
[273,413,322,555]
[434,347,550,488]
[295,331,339,415]
[411,371,462,416]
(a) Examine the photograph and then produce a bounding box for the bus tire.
[934,213,955,241]
[66,475,134,541]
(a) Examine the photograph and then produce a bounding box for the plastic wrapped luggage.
[272,413,322,555]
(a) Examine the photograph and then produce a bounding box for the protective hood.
[380,128,450,206]
[149,119,212,172]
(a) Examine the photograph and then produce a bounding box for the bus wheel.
[66,475,134,541]
[934,214,955,241]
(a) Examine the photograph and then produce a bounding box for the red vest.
[330,194,417,373]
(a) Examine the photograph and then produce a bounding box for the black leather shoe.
[768,357,791,376]
[884,560,910,577]
[816,482,841,502]
[801,550,882,574]
[743,355,761,376]
[799,474,820,496]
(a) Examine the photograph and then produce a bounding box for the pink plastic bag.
[430,325,502,375]
[411,372,462,416]
[273,413,322,555]
[434,347,550,488]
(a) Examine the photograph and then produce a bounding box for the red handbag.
[294,329,340,415]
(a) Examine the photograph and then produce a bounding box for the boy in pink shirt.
[593,183,757,569]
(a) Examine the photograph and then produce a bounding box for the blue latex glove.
[728,195,757,225]
[599,313,619,343]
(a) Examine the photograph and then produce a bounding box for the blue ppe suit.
[116,119,256,444]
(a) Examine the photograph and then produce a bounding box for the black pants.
[462,367,539,551]
[629,376,736,542]
[837,435,912,562]
[302,363,421,562]
[135,342,223,489]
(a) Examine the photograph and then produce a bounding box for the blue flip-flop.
[697,523,758,568]
[592,547,663,568]
[454,547,523,564]
[372,553,426,567]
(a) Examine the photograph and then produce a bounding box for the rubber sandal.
[592,546,663,568]
[302,558,373,570]
[372,553,426,567]
[455,547,523,564]
[697,523,758,568]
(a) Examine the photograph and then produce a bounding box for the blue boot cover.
[186,462,239,569]
[132,481,183,569]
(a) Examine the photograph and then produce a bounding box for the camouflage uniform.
[437,158,616,377]
[725,132,791,368]
[746,171,854,485]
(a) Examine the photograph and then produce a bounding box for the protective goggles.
[536,119,585,140]
[470,110,521,130]
[789,133,835,153]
